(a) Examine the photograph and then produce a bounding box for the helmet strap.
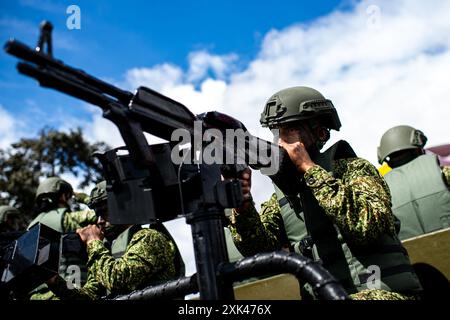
[306,120,330,151]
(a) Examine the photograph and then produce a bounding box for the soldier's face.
[97,215,107,229]
[95,203,110,231]
[6,215,21,231]
[0,215,22,232]
[278,122,315,148]
[60,192,74,208]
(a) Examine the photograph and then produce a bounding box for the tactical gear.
[28,207,66,233]
[384,154,450,240]
[260,86,341,130]
[274,185,308,256]
[111,224,185,278]
[276,140,422,297]
[35,177,73,200]
[111,225,141,258]
[0,206,20,222]
[27,208,89,299]
[377,125,427,164]
[87,181,107,208]
[28,208,89,277]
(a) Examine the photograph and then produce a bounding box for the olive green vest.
[28,207,67,233]
[105,224,185,298]
[275,140,422,297]
[384,154,450,240]
[110,225,137,258]
[111,224,185,277]
[27,208,88,298]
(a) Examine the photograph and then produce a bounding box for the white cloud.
[83,109,125,148]
[114,0,450,211]
[0,105,20,149]
[125,64,184,92]
[187,50,238,82]
[164,79,228,115]
[27,0,450,276]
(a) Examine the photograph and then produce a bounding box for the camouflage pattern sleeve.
[47,266,106,300]
[76,266,106,299]
[62,208,97,232]
[228,194,284,256]
[350,289,414,300]
[443,166,450,187]
[303,158,396,245]
[87,228,176,293]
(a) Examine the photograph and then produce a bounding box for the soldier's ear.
[60,191,72,204]
[317,126,330,143]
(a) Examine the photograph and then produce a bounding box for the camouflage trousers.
[350,289,415,300]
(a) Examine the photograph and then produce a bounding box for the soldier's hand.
[279,137,315,174]
[74,192,90,204]
[235,167,253,213]
[77,224,104,245]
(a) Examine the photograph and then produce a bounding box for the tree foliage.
[0,127,109,220]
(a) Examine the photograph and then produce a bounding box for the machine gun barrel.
[4,37,200,167]
[4,39,133,104]
[16,61,117,110]
[5,38,197,144]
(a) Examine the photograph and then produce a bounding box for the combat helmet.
[0,205,20,222]
[377,125,427,164]
[87,180,107,208]
[35,177,73,201]
[260,86,341,130]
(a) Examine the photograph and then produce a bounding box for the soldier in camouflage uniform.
[229,86,423,300]
[27,177,97,300]
[0,205,25,232]
[47,181,183,300]
[28,177,96,233]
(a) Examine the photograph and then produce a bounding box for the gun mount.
[3,21,348,300]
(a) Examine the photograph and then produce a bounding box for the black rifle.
[4,21,348,300]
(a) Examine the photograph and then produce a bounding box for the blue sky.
[1,0,450,277]
[1,0,344,133]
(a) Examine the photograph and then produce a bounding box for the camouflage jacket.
[62,208,97,232]
[28,207,96,233]
[443,166,450,186]
[48,228,177,300]
[28,208,97,300]
[229,158,397,256]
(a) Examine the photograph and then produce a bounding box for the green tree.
[0,127,109,220]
